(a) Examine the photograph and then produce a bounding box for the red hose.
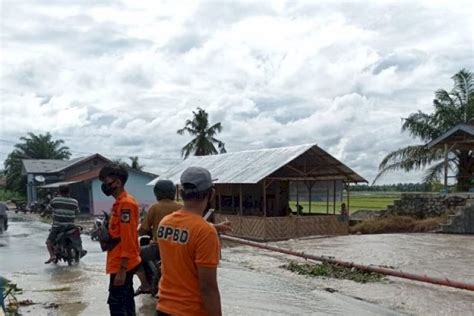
[221,235,474,292]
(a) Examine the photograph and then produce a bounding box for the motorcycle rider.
[134,180,182,295]
[44,185,79,264]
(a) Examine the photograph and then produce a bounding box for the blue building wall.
[91,170,156,215]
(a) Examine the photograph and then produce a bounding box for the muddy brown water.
[1,212,473,315]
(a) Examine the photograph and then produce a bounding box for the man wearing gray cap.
[156,167,222,316]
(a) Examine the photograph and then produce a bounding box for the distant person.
[44,185,79,264]
[99,163,141,316]
[157,167,222,316]
[0,201,9,232]
[340,203,349,222]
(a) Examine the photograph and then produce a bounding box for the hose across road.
[221,235,474,292]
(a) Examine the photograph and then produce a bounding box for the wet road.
[0,213,403,315]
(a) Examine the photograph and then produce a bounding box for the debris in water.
[283,261,386,283]
[44,302,60,309]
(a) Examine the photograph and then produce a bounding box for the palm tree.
[129,156,144,170]
[4,133,71,194]
[177,108,227,159]
[374,69,474,191]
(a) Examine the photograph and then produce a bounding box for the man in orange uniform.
[99,164,141,316]
[157,167,222,316]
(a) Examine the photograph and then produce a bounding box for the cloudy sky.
[0,0,472,183]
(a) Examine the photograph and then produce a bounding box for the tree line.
[350,182,443,192]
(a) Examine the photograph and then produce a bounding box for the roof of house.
[22,157,84,174]
[39,165,158,188]
[48,153,111,173]
[22,154,111,174]
[148,143,366,185]
[427,123,474,149]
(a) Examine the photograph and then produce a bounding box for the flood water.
[1,212,473,315]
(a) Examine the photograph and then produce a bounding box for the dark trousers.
[108,267,137,316]
[156,311,171,316]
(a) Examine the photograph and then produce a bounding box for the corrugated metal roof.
[22,159,73,174]
[148,143,366,185]
[22,155,95,174]
[427,124,474,148]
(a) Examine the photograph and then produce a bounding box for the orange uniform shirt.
[139,200,182,241]
[106,191,141,274]
[157,209,220,316]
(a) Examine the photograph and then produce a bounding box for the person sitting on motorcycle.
[134,179,232,296]
[45,185,79,264]
[134,180,182,295]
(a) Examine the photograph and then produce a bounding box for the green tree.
[129,156,144,170]
[374,69,474,191]
[4,133,71,194]
[177,107,227,159]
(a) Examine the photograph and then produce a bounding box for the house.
[22,154,157,215]
[149,143,367,241]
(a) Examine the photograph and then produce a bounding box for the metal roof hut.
[149,144,367,241]
[427,122,474,191]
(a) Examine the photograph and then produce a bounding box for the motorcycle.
[52,224,87,266]
[138,234,160,297]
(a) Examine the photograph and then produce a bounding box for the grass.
[0,189,25,202]
[283,261,385,283]
[350,215,447,234]
[290,192,400,214]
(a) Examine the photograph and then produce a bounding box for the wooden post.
[333,180,337,214]
[326,181,330,214]
[263,180,267,217]
[346,182,350,214]
[239,184,243,215]
[216,186,222,212]
[307,181,312,214]
[296,181,299,215]
[231,185,234,213]
[444,143,449,192]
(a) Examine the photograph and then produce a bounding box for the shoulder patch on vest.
[121,209,131,223]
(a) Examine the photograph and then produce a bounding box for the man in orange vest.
[99,164,141,316]
[157,167,222,316]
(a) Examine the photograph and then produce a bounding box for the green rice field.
[289,192,400,214]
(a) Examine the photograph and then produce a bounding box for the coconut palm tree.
[129,156,144,170]
[374,69,474,191]
[177,108,227,159]
[4,133,71,194]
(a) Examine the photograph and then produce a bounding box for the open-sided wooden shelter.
[149,144,367,241]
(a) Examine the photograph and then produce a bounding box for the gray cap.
[180,167,214,192]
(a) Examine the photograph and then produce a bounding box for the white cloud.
[0,0,472,184]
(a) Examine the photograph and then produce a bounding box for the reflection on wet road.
[4,212,468,315]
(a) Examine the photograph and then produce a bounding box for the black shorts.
[108,265,139,316]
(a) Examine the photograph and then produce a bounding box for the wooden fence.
[215,214,348,241]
